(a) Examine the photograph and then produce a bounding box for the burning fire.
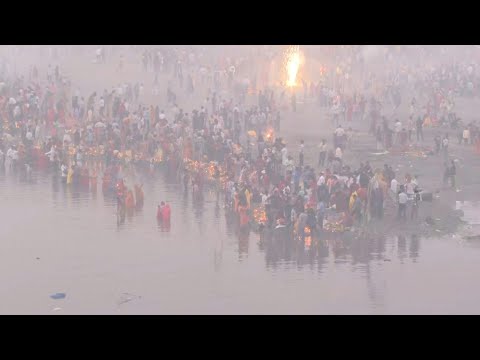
[263,127,275,143]
[285,45,302,87]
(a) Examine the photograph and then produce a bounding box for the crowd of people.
[0,45,477,239]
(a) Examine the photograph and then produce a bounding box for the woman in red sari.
[238,199,250,228]
[125,189,135,209]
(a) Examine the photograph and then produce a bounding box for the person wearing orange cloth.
[238,198,250,228]
[125,189,135,209]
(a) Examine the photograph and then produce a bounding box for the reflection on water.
[2,167,480,314]
[410,235,420,261]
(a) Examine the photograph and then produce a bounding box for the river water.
[1,166,480,315]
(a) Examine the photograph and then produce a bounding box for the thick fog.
[1,45,480,314]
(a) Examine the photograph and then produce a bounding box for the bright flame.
[285,45,302,87]
[263,127,275,143]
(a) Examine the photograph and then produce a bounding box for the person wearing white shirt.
[262,193,268,205]
[285,156,294,174]
[398,186,408,221]
[63,132,71,144]
[317,174,326,187]
[60,163,68,183]
[281,146,288,166]
[394,119,402,144]
[334,125,345,137]
[5,148,11,169]
[45,146,56,163]
[390,178,398,194]
[318,140,327,167]
[5,146,18,169]
[26,131,33,142]
[463,127,470,145]
[11,147,18,162]
[335,147,343,160]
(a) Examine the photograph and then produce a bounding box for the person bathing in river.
[60,162,68,183]
[157,202,165,221]
[125,189,135,209]
[162,202,171,223]
[157,201,171,223]
[237,198,250,228]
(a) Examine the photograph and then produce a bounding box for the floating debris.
[118,293,142,306]
[50,293,66,300]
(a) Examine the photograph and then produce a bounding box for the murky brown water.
[1,166,480,314]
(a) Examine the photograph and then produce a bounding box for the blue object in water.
[50,293,66,300]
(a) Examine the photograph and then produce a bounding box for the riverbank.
[274,98,480,239]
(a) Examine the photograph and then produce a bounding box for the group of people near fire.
[0,45,477,238]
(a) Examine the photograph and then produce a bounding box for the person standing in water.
[237,198,250,228]
[60,162,68,183]
[157,202,165,221]
[162,202,171,223]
